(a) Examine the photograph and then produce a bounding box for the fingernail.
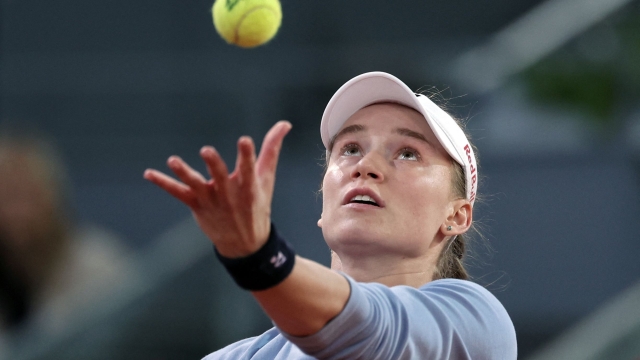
[201,146,215,156]
[168,156,179,167]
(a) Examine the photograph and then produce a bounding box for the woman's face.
[321,103,457,259]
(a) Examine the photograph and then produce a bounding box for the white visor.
[320,71,477,205]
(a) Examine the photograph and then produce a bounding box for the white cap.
[320,71,477,205]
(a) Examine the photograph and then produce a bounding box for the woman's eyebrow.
[395,128,434,147]
[329,124,365,150]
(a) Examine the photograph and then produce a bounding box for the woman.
[144,72,517,359]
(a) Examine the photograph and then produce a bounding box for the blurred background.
[1,0,639,359]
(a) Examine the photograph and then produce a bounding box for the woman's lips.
[342,188,384,207]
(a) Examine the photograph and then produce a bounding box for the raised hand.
[143,121,292,258]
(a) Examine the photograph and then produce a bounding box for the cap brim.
[321,72,464,165]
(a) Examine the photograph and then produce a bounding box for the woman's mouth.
[349,194,380,207]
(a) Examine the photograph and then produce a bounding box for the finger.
[167,156,208,192]
[235,136,256,188]
[256,121,292,178]
[143,169,198,208]
[200,146,230,194]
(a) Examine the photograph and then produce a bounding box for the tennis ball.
[212,0,282,48]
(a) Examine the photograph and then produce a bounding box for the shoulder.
[356,277,507,317]
[394,278,515,332]
[348,276,514,331]
[281,276,516,359]
[355,278,517,359]
[417,278,507,310]
[413,279,518,358]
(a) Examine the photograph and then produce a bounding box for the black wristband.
[214,224,296,291]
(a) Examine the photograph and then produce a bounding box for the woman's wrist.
[214,223,296,291]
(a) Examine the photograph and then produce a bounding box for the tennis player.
[144,72,517,359]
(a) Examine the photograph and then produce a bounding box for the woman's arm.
[143,121,350,337]
[253,256,350,336]
[281,278,517,360]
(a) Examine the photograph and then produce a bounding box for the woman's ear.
[442,200,472,235]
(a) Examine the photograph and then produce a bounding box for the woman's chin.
[324,222,391,253]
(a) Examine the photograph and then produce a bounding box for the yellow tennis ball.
[212,0,282,48]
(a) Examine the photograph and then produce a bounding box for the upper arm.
[282,277,517,360]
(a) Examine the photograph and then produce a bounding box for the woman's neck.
[330,251,438,288]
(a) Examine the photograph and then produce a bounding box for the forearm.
[144,121,349,337]
[252,256,350,337]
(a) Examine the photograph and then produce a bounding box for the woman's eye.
[341,144,361,156]
[398,148,419,161]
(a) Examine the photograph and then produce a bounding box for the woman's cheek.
[322,165,345,206]
[325,164,346,186]
[399,171,442,210]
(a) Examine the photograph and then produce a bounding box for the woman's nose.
[350,152,385,181]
